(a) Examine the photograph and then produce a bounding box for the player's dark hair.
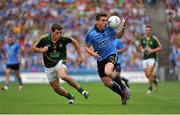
[96,13,107,21]
[51,23,63,32]
[146,24,152,28]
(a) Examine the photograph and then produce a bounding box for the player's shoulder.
[142,35,146,38]
[40,34,49,39]
[61,33,73,42]
[87,26,97,35]
[15,42,21,47]
[140,35,146,40]
[152,35,158,39]
[152,35,160,42]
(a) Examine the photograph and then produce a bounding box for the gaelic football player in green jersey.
[32,23,89,104]
[139,24,162,94]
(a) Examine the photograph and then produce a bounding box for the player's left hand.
[146,47,153,54]
[76,56,82,66]
[122,16,128,28]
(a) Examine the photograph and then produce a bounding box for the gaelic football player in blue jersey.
[85,13,130,105]
[114,39,129,88]
[1,37,24,91]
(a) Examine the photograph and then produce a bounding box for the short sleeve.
[85,33,93,45]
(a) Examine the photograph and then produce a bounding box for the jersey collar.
[94,25,104,33]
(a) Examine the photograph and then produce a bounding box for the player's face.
[146,27,152,37]
[96,16,108,31]
[7,37,13,45]
[52,29,62,40]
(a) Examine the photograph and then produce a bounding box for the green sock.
[149,86,152,91]
[5,82,9,86]
[65,92,73,99]
[78,87,84,94]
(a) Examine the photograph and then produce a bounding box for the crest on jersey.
[59,43,63,48]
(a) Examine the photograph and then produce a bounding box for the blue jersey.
[4,43,21,65]
[114,39,125,64]
[85,25,116,61]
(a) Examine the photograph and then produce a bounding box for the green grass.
[0,82,180,114]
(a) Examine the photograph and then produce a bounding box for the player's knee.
[147,73,152,78]
[60,74,68,80]
[103,81,112,87]
[105,71,113,77]
[145,71,151,78]
[52,85,60,93]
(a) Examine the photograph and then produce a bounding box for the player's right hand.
[93,51,101,60]
[41,46,49,52]
[122,16,128,28]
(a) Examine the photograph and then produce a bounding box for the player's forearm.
[84,46,95,57]
[117,48,127,53]
[116,17,127,38]
[139,46,145,52]
[152,47,163,53]
[75,45,82,58]
[116,27,125,38]
[72,39,82,57]
[32,46,43,53]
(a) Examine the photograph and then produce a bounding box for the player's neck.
[95,25,104,32]
[146,35,151,40]
[51,34,58,43]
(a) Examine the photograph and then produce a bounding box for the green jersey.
[140,35,161,60]
[35,33,72,67]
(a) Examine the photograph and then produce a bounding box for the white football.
[108,16,121,29]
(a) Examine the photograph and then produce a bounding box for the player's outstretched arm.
[84,44,101,59]
[32,37,48,53]
[71,37,82,66]
[116,16,128,38]
[139,45,145,53]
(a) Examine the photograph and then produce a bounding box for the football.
[108,16,121,29]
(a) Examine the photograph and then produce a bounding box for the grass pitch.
[0,82,180,114]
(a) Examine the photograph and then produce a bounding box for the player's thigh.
[142,60,148,69]
[5,68,11,75]
[143,59,155,75]
[57,66,68,79]
[144,65,154,77]
[49,78,60,90]
[14,70,20,77]
[105,62,114,76]
[46,70,58,82]
[104,54,117,77]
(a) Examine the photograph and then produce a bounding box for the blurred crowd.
[165,0,180,67]
[0,0,151,73]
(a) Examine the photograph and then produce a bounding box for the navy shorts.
[115,63,121,72]
[97,54,117,78]
[6,64,20,71]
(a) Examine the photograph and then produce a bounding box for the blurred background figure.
[114,38,129,88]
[1,36,24,91]
[139,24,162,94]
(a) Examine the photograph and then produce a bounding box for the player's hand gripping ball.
[108,16,121,29]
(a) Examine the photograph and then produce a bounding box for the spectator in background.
[0,41,6,72]
[1,37,24,91]
[0,0,150,72]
